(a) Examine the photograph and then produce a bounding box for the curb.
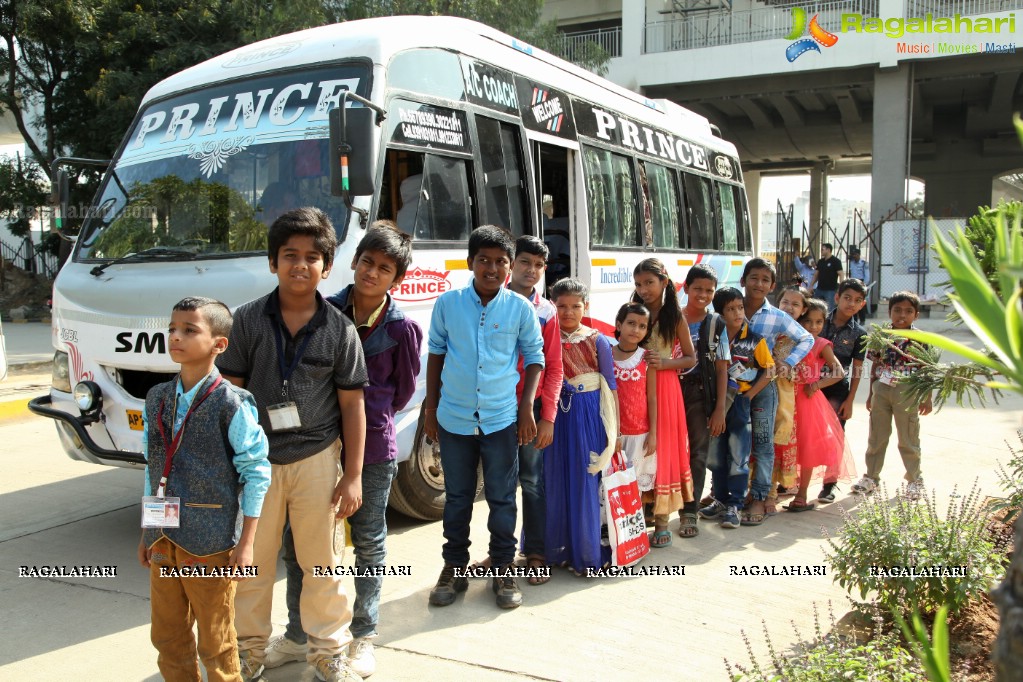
[0,396,33,422]
[2,317,52,324]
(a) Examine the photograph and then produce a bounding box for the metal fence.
[644,0,878,53]
[878,217,963,301]
[0,237,60,279]
[559,26,622,59]
[904,0,1023,16]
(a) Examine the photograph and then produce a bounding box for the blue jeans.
[281,460,398,643]
[519,401,545,558]
[815,288,837,312]
[440,422,519,567]
[708,393,752,508]
[749,381,779,501]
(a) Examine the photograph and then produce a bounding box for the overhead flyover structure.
[547,0,1023,250]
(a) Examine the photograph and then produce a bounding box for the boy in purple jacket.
[267,222,422,679]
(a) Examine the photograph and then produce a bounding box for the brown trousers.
[149,537,240,682]
[864,381,922,483]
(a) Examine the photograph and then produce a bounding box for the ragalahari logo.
[785,7,839,62]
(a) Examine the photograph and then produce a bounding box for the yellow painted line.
[591,258,616,266]
[0,397,32,421]
[444,260,469,271]
[731,260,744,266]
[677,259,695,266]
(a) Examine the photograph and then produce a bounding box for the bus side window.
[734,185,752,253]
[640,160,682,250]
[583,146,638,248]
[717,181,739,252]
[682,173,715,250]
[419,155,473,241]
[380,149,474,242]
[476,116,528,237]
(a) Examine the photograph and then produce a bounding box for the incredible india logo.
[785,7,1017,60]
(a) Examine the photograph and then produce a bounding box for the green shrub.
[823,481,1007,616]
[986,429,1023,525]
[726,602,926,682]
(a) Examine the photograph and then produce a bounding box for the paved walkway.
[2,310,1019,679]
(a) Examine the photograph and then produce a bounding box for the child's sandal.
[784,498,815,512]
[677,512,699,538]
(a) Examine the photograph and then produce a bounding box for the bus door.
[532,141,575,292]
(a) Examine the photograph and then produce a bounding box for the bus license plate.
[126,410,144,431]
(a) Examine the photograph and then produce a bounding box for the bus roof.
[141,15,735,155]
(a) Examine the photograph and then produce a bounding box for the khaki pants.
[235,441,351,665]
[864,381,922,483]
[149,538,240,682]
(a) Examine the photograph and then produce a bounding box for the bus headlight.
[52,351,71,393]
[73,381,103,414]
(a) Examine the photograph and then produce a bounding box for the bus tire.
[389,418,484,521]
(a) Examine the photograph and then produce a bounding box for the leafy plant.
[894,605,951,682]
[986,430,1023,525]
[823,481,1007,616]
[726,602,926,681]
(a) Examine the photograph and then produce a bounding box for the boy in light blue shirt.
[424,225,544,610]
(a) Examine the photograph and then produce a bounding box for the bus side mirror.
[51,169,70,229]
[329,107,376,197]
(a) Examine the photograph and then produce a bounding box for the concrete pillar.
[621,0,643,61]
[745,169,761,255]
[870,66,912,226]
[870,64,913,305]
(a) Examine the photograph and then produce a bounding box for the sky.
[760,173,924,207]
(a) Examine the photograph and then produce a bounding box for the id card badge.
[267,401,302,432]
[142,496,181,528]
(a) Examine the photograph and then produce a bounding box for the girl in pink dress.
[632,259,697,547]
[612,303,657,494]
[786,298,855,511]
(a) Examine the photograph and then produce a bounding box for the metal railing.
[644,0,877,52]
[904,0,1023,16]
[559,25,622,59]
[0,237,59,279]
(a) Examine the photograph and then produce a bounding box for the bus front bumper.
[28,395,146,465]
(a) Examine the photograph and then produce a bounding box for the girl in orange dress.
[632,259,697,548]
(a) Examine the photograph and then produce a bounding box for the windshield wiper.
[90,247,198,277]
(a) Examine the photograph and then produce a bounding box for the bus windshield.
[75,63,369,261]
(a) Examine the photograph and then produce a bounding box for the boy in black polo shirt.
[218,208,369,682]
[818,278,868,503]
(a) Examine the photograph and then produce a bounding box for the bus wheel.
[389,418,484,521]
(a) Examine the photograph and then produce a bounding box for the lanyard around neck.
[155,375,222,497]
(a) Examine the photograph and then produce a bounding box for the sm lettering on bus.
[590,106,709,171]
[131,78,359,149]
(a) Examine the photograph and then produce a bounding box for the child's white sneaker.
[905,478,925,501]
[348,638,376,678]
[851,476,877,495]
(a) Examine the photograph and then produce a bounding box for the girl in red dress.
[786,298,855,511]
[612,302,657,495]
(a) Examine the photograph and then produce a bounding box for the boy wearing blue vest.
[138,296,271,682]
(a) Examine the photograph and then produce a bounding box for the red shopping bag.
[602,451,650,567]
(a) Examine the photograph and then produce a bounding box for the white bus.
[30,16,752,521]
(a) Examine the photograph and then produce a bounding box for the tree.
[0,154,48,237]
[325,0,610,73]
